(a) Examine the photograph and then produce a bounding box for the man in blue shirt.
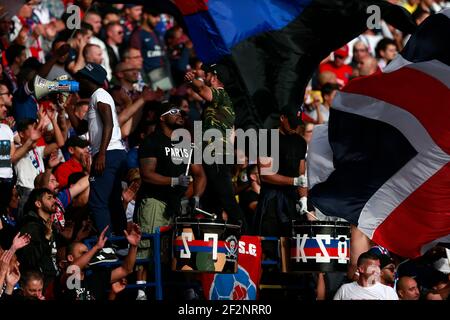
[130,7,167,75]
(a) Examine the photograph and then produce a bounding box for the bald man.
[357,56,379,77]
[83,44,104,65]
[397,276,420,300]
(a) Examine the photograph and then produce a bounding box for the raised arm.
[44,107,66,157]
[185,71,213,102]
[68,175,90,199]
[11,129,41,164]
[110,223,141,283]
[64,226,109,278]
[65,94,88,134]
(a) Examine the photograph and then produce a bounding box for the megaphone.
[34,75,79,100]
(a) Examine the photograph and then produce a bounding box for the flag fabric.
[308,10,450,259]
[171,0,416,129]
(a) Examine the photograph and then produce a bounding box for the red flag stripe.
[372,162,450,258]
[174,0,209,16]
[343,67,450,154]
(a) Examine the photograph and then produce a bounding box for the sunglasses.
[161,109,181,117]
[0,92,11,96]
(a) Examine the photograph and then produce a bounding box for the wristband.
[171,177,179,187]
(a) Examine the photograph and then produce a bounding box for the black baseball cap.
[66,136,90,148]
[76,63,107,86]
[201,63,218,75]
[280,105,303,128]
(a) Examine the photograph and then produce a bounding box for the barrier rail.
[84,226,170,300]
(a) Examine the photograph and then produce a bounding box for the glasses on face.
[129,55,142,60]
[0,92,11,96]
[117,31,124,35]
[161,109,181,117]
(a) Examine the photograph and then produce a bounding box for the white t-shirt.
[334,281,399,300]
[14,146,45,189]
[86,88,124,155]
[0,124,14,179]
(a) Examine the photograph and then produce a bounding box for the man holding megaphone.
[13,44,79,122]
[33,75,79,100]
[66,63,127,240]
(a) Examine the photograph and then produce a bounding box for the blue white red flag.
[308,10,450,258]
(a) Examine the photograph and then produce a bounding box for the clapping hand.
[142,87,164,102]
[124,223,142,246]
[80,152,92,174]
[47,151,61,169]
[111,278,127,294]
[6,264,21,289]
[94,226,109,251]
[11,232,31,252]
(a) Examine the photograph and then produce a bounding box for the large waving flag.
[308,10,450,259]
[106,0,415,128]
[171,0,416,129]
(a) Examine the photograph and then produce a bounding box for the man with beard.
[130,7,166,75]
[135,102,206,300]
[17,188,59,298]
[67,63,127,239]
[34,156,90,234]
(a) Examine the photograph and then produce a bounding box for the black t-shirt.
[260,131,307,190]
[239,189,259,226]
[62,267,112,301]
[138,129,190,205]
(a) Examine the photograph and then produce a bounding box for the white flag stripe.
[332,87,449,239]
[406,60,450,88]
[359,153,447,238]
[383,55,413,73]
[333,92,450,162]
[307,124,335,190]
[442,8,450,18]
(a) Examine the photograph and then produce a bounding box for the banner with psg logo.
[201,236,262,300]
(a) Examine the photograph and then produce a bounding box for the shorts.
[135,197,171,259]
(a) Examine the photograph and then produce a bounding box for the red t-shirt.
[54,158,83,188]
[319,62,353,87]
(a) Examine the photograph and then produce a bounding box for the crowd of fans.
[0,0,448,301]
